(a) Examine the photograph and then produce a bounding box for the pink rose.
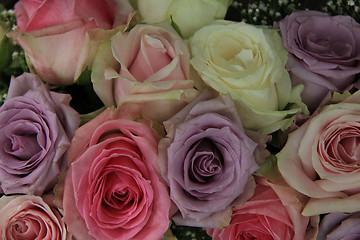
[0,195,68,240]
[278,11,360,111]
[277,90,360,216]
[92,22,198,122]
[206,177,311,240]
[8,0,134,85]
[63,107,171,240]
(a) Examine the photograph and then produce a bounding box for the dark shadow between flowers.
[171,221,212,240]
[65,83,104,115]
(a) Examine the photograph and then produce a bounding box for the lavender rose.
[158,89,260,228]
[0,73,79,195]
[0,195,68,240]
[279,11,360,111]
[317,212,360,240]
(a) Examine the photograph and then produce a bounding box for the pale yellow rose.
[136,0,232,38]
[189,20,308,134]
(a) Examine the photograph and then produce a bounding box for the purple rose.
[279,11,360,111]
[0,73,79,195]
[158,89,259,228]
[317,212,360,240]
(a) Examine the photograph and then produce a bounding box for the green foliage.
[171,222,212,240]
[170,15,183,37]
[255,154,282,181]
[226,0,360,25]
[76,69,92,86]
[0,79,8,106]
[0,5,30,106]
[322,0,360,22]
[0,5,16,31]
[0,35,13,70]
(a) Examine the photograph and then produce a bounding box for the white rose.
[137,0,232,38]
[189,20,308,134]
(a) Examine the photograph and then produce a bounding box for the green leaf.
[0,34,13,70]
[76,69,92,86]
[170,15,183,37]
[79,106,106,125]
[255,154,281,181]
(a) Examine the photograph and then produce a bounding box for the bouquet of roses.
[0,0,360,239]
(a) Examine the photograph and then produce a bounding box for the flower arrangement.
[0,0,360,239]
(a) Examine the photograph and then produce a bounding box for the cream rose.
[189,20,308,134]
[136,0,232,38]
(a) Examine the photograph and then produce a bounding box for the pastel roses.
[277,91,360,215]
[279,11,360,111]
[5,1,360,239]
[0,73,79,195]
[158,90,259,228]
[63,108,171,240]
